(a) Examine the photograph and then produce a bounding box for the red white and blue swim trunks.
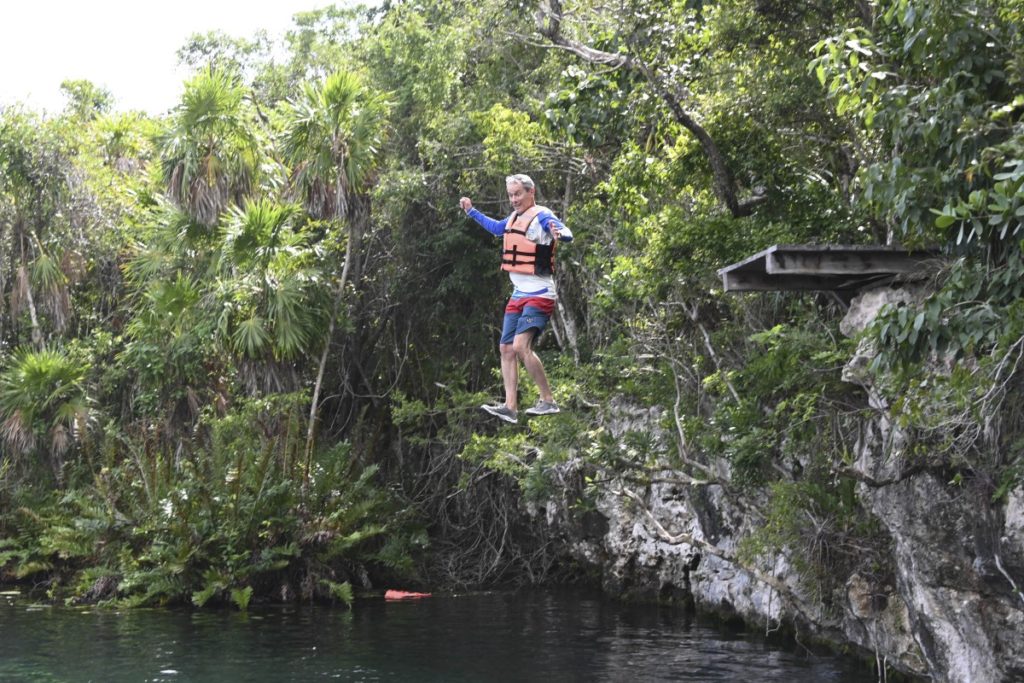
[500,295,556,345]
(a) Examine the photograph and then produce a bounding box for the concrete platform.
[717,244,939,293]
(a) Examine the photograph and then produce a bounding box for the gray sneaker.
[525,400,560,416]
[481,403,518,424]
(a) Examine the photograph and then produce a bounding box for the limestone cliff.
[540,288,1024,683]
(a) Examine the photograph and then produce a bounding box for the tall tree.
[279,70,389,461]
[158,68,262,226]
[0,110,80,348]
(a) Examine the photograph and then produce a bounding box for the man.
[460,174,574,424]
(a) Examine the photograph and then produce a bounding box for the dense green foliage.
[1,0,1022,611]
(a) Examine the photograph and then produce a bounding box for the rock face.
[542,287,1024,683]
[860,474,1024,681]
[842,287,1024,682]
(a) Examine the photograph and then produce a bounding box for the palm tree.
[159,68,262,226]
[119,200,221,433]
[279,70,389,466]
[215,199,327,394]
[282,71,387,283]
[0,347,89,485]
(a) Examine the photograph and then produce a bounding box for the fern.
[320,579,353,607]
[230,586,253,610]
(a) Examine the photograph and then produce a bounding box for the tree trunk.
[556,296,580,364]
[22,270,43,349]
[304,195,370,490]
[557,170,580,362]
[562,167,573,219]
[16,227,44,348]
[549,305,566,348]
[0,219,6,342]
[633,61,741,217]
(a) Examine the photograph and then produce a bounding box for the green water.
[0,588,874,682]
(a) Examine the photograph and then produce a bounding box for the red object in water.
[384,589,433,600]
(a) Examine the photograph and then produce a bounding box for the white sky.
[1,0,337,116]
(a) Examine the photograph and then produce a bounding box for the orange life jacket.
[501,205,556,275]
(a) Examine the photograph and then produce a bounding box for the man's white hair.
[505,174,535,192]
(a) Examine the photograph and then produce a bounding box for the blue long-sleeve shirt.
[466,207,573,242]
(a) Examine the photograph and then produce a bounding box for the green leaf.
[230,586,253,610]
[321,579,353,607]
[192,584,219,607]
[232,316,271,358]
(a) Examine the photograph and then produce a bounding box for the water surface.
[0,588,872,681]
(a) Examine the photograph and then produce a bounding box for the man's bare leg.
[499,343,519,411]
[513,332,554,403]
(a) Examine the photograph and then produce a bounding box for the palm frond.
[269,278,314,359]
[280,70,390,222]
[232,316,272,358]
[10,264,30,317]
[32,252,72,332]
[49,422,71,458]
[158,67,263,226]
[222,199,302,270]
[0,348,88,458]
[1,411,35,455]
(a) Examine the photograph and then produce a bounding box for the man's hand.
[459,197,473,212]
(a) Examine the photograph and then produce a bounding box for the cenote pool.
[0,588,874,681]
